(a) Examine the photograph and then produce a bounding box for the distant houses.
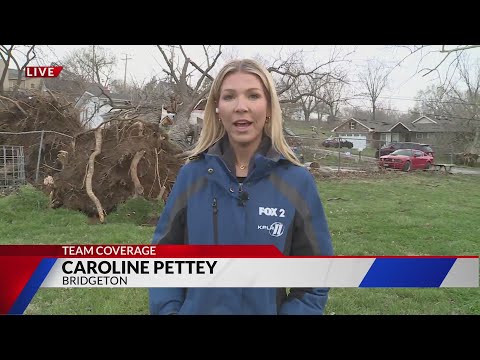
[330,115,469,150]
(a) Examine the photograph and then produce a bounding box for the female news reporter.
[149,59,334,315]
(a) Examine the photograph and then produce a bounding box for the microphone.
[238,191,249,207]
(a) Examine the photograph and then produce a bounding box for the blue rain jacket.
[149,136,334,315]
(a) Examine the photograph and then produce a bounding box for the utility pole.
[168,45,178,83]
[122,53,133,91]
[92,45,96,83]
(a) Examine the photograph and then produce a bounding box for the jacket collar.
[206,134,284,174]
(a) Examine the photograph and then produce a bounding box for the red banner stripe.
[0,256,43,314]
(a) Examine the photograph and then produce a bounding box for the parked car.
[379,149,434,172]
[375,142,434,159]
[322,138,353,149]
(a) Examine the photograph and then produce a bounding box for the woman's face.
[217,72,269,147]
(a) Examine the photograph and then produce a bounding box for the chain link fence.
[0,145,26,190]
[287,135,378,172]
[285,134,479,172]
[0,130,73,189]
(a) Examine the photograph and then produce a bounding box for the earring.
[218,118,222,122]
[266,116,271,122]
[215,107,219,113]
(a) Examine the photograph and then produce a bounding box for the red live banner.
[25,66,63,78]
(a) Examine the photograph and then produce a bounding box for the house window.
[416,133,424,139]
[380,133,388,141]
[350,122,356,130]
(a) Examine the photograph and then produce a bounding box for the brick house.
[331,115,468,150]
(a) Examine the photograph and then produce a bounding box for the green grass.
[284,119,321,136]
[317,172,480,315]
[1,174,479,315]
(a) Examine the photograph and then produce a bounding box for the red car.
[379,149,434,172]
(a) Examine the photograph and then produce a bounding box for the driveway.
[451,166,480,175]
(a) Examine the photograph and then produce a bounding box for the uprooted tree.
[0,92,183,223]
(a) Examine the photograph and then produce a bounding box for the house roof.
[332,117,379,132]
[75,88,132,109]
[332,115,468,133]
[408,115,468,132]
[388,121,412,132]
[84,85,131,100]
[194,98,207,110]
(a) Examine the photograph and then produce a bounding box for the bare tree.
[317,70,350,123]
[0,45,37,95]
[118,76,174,107]
[413,54,480,154]
[154,45,352,147]
[454,57,480,150]
[0,45,14,94]
[286,72,330,122]
[357,59,390,122]
[394,45,480,91]
[266,48,349,103]
[155,45,222,146]
[60,46,117,88]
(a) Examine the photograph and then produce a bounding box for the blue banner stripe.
[359,258,457,287]
[9,258,57,315]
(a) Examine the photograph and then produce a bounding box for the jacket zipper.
[212,197,218,244]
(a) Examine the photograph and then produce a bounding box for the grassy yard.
[1,173,479,315]
[284,119,322,136]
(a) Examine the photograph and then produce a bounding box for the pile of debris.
[0,93,183,222]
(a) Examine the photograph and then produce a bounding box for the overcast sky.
[41,45,480,113]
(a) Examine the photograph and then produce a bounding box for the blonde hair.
[187,58,301,166]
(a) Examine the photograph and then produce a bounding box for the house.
[74,85,132,128]
[330,117,375,150]
[160,113,175,126]
[331,115,467,150]
[189,98,206,126]
[0,59,43,93]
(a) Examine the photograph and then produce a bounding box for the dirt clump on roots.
[0,93,184,221]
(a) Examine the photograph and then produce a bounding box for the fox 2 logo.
[259,207,285,217]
